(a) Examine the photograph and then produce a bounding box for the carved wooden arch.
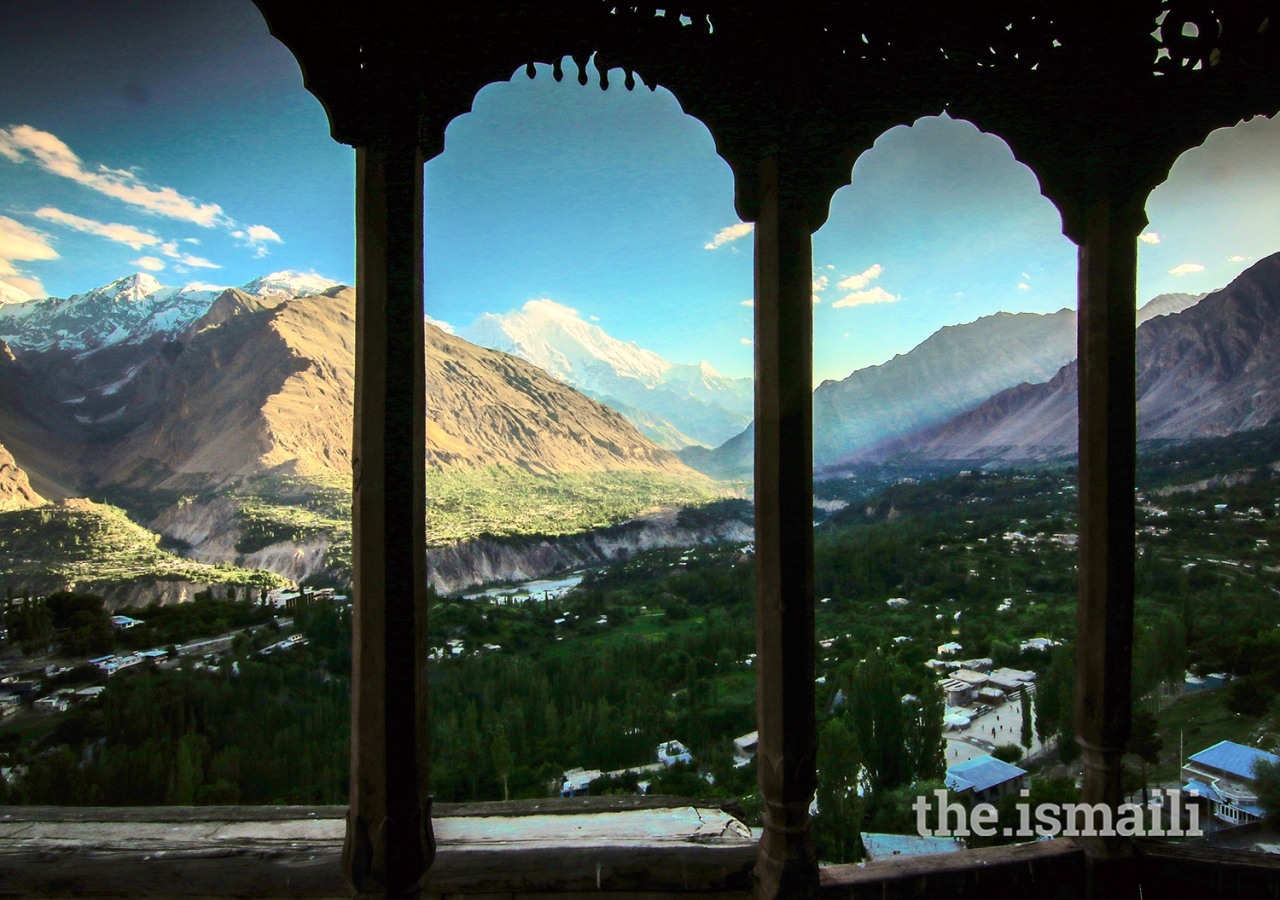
[246,1,958,231]
[250,1,1280,239]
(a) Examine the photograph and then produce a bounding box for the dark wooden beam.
[347,140,433,900]
[820,838,1085,899]
[1072,189,1145,899]
[752,150,819,900]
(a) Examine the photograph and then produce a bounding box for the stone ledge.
[0,801,755,898]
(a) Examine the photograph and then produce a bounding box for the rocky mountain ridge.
[0,270,337,354]
[889,255,1280,461]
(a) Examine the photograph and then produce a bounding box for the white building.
[1182,740,1279,825]
[657,740,692,767]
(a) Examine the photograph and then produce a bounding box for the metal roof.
[1188,741,1279,781]
[946,755,1027,794]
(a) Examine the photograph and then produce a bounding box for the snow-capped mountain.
[0,270,339,353]
[460,299,753,449]
[240,271,340,299]
[0,282,33,306]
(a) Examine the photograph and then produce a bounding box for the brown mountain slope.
[93,287,692,488]
[893,252,1280,461]
[0,439,44,511]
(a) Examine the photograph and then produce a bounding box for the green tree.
[850,651,908,792]
[1019,688,1033,752]
[815,716,863,864]
[992,743,1022,764]
[1252,755,1280,828]
[491,726,514,802]
[1126,709,1163,807]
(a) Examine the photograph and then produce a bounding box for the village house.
[987,667,1037,696]
[732,731,758,769]
[1182,740,1279,826]
[946,754,1028,805]
[941,669,990,707]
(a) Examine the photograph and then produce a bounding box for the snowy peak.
[460,299,753,449]
[462,299,672,389]
[240,271,339,299]
[0,282,32,306]
[81,272,167,305]
[0,270,343,354]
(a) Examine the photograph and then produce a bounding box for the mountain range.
[886,256,1280,461]
[461,299,753,450]
[0,275,692,499]
[0,251,1272,597]
[678,290,1211,480]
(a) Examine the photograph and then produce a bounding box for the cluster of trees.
[814,650,945,862]
[2,591,113,655]
[3,600,353,806]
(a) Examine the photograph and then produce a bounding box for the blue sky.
[1,1,1277,386]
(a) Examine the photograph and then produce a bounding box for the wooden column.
[752,151,820,900]
[1072,190,1144,899]
[343,138,434,900]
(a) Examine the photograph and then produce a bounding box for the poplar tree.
[1020,688,1033,751]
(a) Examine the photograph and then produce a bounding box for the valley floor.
[4,426,1280,863]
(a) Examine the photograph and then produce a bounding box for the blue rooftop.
[946,755,1026,793]
[1188,740,1279,781]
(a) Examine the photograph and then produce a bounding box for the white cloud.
[425,314,454,333]
[741,299,754,307]
[589,315,599,321]
[827,264,834,270]
[813,275,829,293]
[158,240,219,268]
[836,264,884,292]
[0,125,227,227]
[1017,283,1030,290]
[131,256,165,271]
[1139,232,1161,245]
[34,207,159,251]
[740,337,753,345]
[1227,255,1253,262]
[523,298,580,319]
[184,237,200,244]
[1021,272,1030,279]
[0,216,57,295]
[832,286,900,308]
[0,216,58,273]
[812,295,821,304]
[183,281,228,292]
[704,222,753,249]
[0,275,45,298]
[231,224,284,258]
[1169,263,1205,276]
